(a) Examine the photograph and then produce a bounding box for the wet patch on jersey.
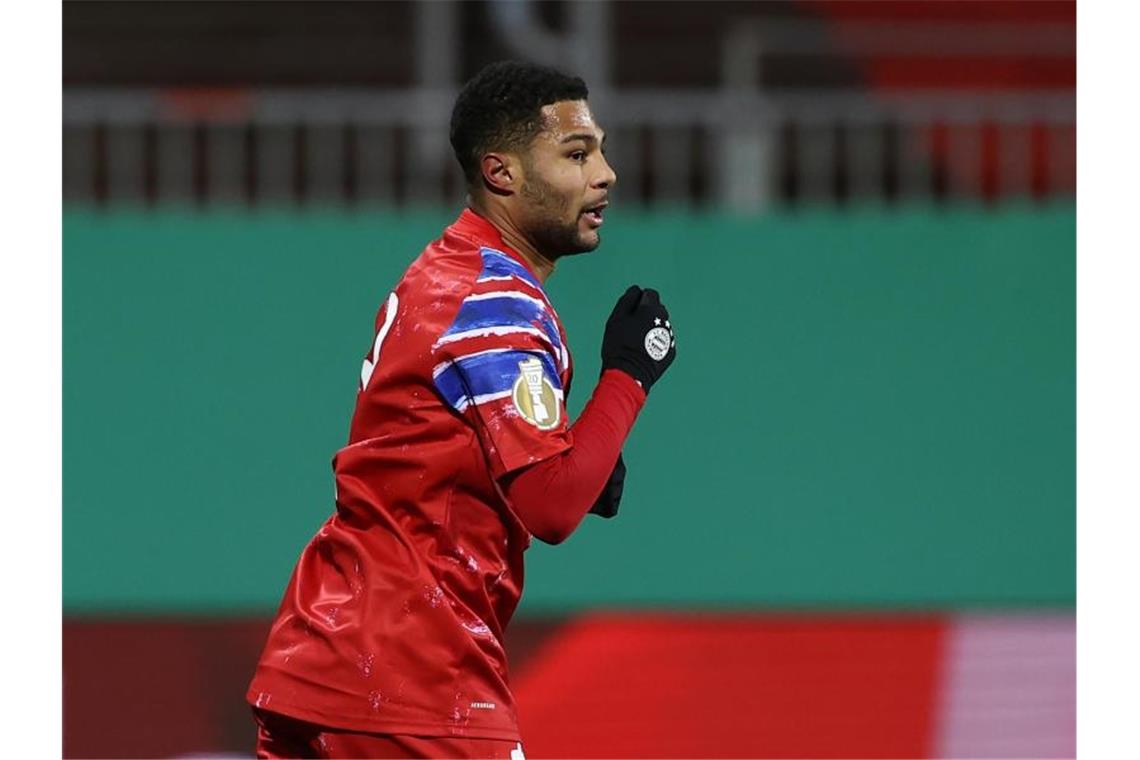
[422,585,445,609]
[447,545,480,574]
[367,689,384,712]
[449,691,473,728]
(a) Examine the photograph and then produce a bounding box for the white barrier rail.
[63,88,1075,210]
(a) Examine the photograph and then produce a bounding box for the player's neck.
[468,200,555,284]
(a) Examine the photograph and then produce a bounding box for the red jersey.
[247,209,575,741]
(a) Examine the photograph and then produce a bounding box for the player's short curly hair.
[450,60,589,187]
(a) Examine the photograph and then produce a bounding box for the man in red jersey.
[247,60,677,759]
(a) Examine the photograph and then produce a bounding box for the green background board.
[63,205,1075,615]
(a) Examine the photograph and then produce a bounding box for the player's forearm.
[504,369,646,544]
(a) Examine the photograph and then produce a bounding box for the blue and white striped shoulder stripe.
[476,247,545,291]
[433,348,564,413]
[435,286,565,364]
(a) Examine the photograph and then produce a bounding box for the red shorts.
[252,707,525,759]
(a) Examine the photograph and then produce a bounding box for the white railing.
[63,0,1074,210]
[62,87,1075,210]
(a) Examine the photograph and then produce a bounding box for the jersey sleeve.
[431,283,572,481]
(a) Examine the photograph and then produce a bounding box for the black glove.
[589,453,626,519]
[601,285,677,393]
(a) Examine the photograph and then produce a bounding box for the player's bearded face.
[517,101,616,259]
[518,169,587,257]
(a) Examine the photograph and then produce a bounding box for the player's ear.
[480,152,517,196]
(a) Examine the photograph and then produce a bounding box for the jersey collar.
[450,207,547,286]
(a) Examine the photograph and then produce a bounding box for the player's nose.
[594,153,617,189]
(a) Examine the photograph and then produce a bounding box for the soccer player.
[246,60,677,759]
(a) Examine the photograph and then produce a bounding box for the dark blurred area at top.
[62,1,1075,210]
[64,0,1074,89]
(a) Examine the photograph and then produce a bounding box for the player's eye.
[569,150,587,162]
